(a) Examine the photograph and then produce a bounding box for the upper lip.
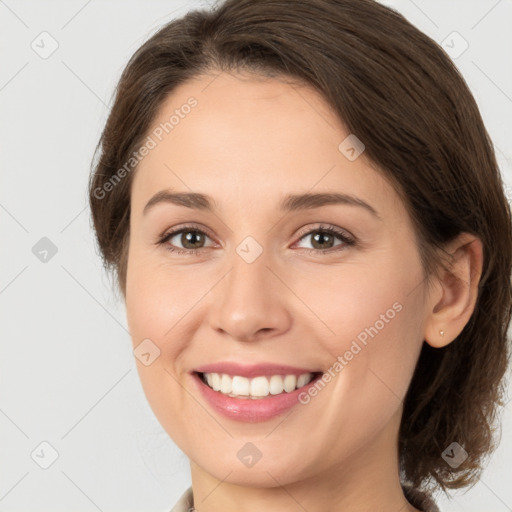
[193,362,322,379]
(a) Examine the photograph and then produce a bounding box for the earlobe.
[425,322,452,349]
[424,233,484,349]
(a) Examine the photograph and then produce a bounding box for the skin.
[125,71,483,512]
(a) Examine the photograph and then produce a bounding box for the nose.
[207,248,292,343]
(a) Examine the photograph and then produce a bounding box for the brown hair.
[88,0,512,497]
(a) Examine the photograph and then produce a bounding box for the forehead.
[130,71,398,218]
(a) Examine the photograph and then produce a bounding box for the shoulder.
[169,486,194,512]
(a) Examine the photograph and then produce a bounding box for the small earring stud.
[439,330,445,336]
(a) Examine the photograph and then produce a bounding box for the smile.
[198,371,318,399]
[191,368,324,423]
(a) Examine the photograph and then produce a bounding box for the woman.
[88,0,512,511]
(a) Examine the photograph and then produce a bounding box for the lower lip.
[191,372,323,423]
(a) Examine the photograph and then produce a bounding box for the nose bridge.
[233,236,273,294]
[208,236,292,341]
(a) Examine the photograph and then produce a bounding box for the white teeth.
[220,374,232,394]
[201,372,317,398]
[297,374,310,388]
[284,374,297,392]
[251,376,269,397]
[232,376,250,396]
[211,373,220,391]
[269,375,284,395]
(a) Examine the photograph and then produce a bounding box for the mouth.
[189,361,325,422]
[191,369,324,422]
[194,370,324,400]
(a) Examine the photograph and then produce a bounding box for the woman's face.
[125,71,430,487]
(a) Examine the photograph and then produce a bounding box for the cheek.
[125,249,193,344]
[294,254,425,395]
[125,261,193,438]
[288,262,425,460]
[125,254,206,416]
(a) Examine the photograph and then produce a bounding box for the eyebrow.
[143,189,381,219]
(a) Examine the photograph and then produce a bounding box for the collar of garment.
[169,484,441,512]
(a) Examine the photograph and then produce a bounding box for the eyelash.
[156,223,356,256]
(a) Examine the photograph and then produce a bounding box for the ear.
[424,232,484,348]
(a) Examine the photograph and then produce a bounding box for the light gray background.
[1,0,511,511]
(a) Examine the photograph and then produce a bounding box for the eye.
[156,223,356,256]
[293,223,356,255]
[156,224,215,255]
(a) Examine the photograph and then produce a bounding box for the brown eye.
[294,224,356,255]
[157,223,355,256]
[158,226,215,254]
[176,230,207,249]
[309,230,337,250]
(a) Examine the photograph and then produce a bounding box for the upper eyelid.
[295,223,353,240]
[160,223,354,247]
[161,223,216,242]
